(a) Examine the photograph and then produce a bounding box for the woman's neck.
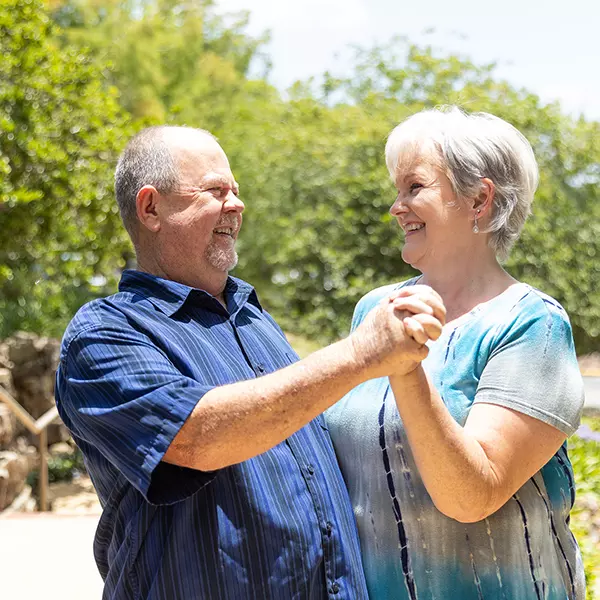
[418,253,516,323]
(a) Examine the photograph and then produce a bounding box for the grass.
[285,332,322,358]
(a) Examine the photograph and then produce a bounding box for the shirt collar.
[119,270,262,317]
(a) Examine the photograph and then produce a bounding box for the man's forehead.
[200,171,238,186]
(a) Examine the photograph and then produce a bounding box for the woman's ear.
[470,178,495,220]
[136,185,162,233]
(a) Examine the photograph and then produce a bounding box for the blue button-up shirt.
[55,270,368,599]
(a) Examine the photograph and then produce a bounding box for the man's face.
[155,136,245,281]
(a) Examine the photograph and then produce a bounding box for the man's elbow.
[163,440,229,472]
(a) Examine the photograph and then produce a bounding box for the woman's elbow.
[433,496,497,523]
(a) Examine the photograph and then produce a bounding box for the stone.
[6,331,59,419]
[0,451,30,511]
[4,332,65,444]
[0,404,17,450]
[49,442,75,456]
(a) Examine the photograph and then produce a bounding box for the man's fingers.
[410,313,443,341]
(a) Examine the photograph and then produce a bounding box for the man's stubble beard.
[204,239,238,272]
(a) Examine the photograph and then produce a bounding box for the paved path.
[584,377,600,411]
[0,513,103,600]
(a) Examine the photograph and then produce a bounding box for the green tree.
[234,41,600,353]
[50,0,272,123]
[0,0,132,337]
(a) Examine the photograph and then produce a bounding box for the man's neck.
[136,255,229,300]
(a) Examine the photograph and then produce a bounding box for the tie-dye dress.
[326,279,586,600]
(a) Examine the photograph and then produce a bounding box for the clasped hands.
[350,285,447,379]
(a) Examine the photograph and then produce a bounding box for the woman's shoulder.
[490,282,570,324]
[479,282,574,350]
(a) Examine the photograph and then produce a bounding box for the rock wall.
[0,332,66,511]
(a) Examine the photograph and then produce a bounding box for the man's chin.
[206,249,238,273]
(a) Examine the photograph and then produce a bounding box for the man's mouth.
[214,226,235,237]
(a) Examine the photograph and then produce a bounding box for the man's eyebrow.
[200,175,238,190]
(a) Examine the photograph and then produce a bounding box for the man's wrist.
[341,335,373,381]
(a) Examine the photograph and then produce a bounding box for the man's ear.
[470,178,495,219]
[136,185,162,233]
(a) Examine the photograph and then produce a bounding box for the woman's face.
[389,149,474,271]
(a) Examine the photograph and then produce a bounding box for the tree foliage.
[235,43,600,351]
[0,0,132,337]
[1,1,599,354]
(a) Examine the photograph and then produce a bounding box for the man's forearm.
[164,337,367,471]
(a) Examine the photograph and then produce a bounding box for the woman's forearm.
[389,366,499,523]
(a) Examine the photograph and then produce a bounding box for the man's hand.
[348,285,446,379]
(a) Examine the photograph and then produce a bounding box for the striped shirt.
[55,270,368,600]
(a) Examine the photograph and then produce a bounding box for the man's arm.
[164,291,444,472]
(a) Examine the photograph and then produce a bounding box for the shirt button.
[329,581,340,594]
[306,465,315,476]
[325,522,333,536]
[255,363,265,373]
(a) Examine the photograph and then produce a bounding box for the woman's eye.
[409,183,423,192]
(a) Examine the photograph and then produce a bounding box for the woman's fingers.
[391,295,447,325]
[389,287,446,325]
[403,316,429,345]
[410,313,443,341]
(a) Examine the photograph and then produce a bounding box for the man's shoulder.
[62,290,147,348]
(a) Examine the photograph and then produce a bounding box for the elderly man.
[55,126,442,599]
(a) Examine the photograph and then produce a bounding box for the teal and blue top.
[326,278,585,600]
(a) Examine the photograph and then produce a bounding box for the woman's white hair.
[385,106,539,260]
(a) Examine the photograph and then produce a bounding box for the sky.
[216,0,600,120]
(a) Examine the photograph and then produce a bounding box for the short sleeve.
[58,323,216,505]
[475,297,584,435]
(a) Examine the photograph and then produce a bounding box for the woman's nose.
[390,194,408,217]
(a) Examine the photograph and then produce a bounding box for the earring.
[473,209,481,234]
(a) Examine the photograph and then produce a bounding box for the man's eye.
[208,187,225,195]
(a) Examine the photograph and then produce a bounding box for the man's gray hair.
[114,125,214,239]
[385,106,539,260]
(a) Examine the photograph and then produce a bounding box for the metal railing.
[0,384,60,511]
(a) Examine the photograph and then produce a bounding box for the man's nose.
[223,191,245,213]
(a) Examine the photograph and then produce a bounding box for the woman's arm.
[389,367,567,523]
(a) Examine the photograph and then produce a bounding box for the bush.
[571,415,600,599]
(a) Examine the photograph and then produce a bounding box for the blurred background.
[0,0,598,598]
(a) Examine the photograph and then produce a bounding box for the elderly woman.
[326,107,585,599]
